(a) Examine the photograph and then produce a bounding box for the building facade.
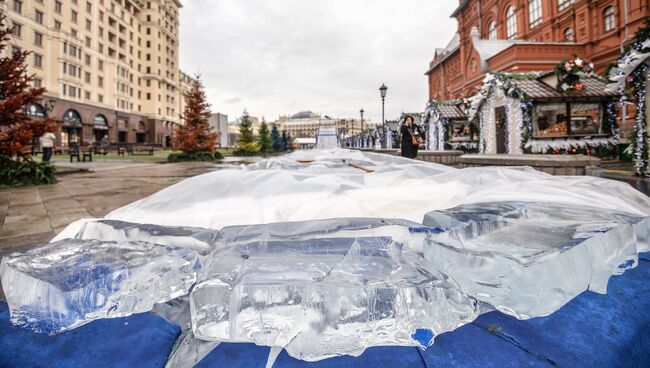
[277,111,374,140]
[427,0,650,104]
[208,112,228,148]
[1,0,191,148]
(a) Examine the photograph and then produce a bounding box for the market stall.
[469,66,620,157]
[422,101,477,152]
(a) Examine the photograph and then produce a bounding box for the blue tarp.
[1,253,649,368]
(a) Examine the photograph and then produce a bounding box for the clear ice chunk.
[190,219,480,361]
[0,239,199,333]
[422,202,650,318]
[74,220,219,255]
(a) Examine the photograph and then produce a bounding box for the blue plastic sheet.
[1,253,649,368]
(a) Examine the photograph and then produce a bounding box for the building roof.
[291,111,318,119]
[511,74,620,101]
[450,0,469,17]
[427,33,461,73]
[436,103,466,119]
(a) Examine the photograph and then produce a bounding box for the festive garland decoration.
[468,72,536,153]
[607,19,650,176]
[555,55,594,93]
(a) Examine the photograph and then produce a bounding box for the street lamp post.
[379,84,387,148]
[360,108,364,135]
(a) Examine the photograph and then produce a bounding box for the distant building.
[277,111,376,145]
[209,113,228,148]
[2,0,191,148]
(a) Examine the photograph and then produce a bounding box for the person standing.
[39,131,56,162]
[400,115,424,159]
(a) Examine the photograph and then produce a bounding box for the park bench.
[69,147,93,162]
[127,145,154,156]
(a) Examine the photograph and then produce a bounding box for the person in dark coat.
[400,115,424,159]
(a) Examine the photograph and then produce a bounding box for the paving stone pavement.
[0,161,224,299]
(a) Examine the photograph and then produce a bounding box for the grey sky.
[179,1,457,123]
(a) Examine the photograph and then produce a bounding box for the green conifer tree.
[257,119,272,156]
[271,123,283,152]
[234,110,259,156]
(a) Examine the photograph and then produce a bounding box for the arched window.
[604,7,616,32]
[564,28,575,42]
[488,20,497,40]
[63,109,82,126]
[506,6,517,40]
[528,0,542,28]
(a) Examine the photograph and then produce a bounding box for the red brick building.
[427,0,650,101]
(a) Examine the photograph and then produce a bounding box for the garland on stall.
[555,55,594,93]
[632,65,649,175]
[607,19,650,176]
[468,72,536,152]
[423,101,451,150]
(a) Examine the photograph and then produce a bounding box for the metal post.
[381,97,385,148]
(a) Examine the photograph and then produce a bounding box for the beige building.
[1,0,192,148]
[277,111,375,140]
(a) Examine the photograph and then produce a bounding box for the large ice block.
[0,239,199,334]
[422,202,650,318]
[190,219,480,361]
[74,220,219,255]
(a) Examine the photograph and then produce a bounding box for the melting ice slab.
[0,239,199,333]
[423,202,650,318]
[190,219,480,361]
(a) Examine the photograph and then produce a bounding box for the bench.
[69,149,93,162]
[127,145,154,156]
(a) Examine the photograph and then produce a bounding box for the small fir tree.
[173,75,217,154]
[0,12,52,161]
[284,131,293,151]
[271,123,283,152]
[234,110,258,155]
[257,119,272,155]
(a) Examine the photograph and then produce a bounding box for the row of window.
[486,1,618,41]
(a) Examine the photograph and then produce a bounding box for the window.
[71,10,78,23]
[34,32,43,47]
[534,103,568,137]
[85,36,91,47]
[558,0,574,11]
[34,53,42,67]
[604,7,616,32]
[528,0,542,28]
[506,6,517,39]
[98,76,104,87]
[98,94,104,103]
[564,28,575,42]
[35,11,44,24]
[534,103,603,137]
[85,91,91,99]
[13,0,22,14]
[86,19,92,31]
[449,121,478,142]
[570,103,601,135]
[33,78,42,88]
[12,22,22,37]
[86,2,92,12]
[85,54,91,65]
[487,21,497,40]
[98,60,104,70]
[54,20,61,30]
[85,71,91,83]
[55,1,62,13]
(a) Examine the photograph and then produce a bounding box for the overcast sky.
[179,1,458,123]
